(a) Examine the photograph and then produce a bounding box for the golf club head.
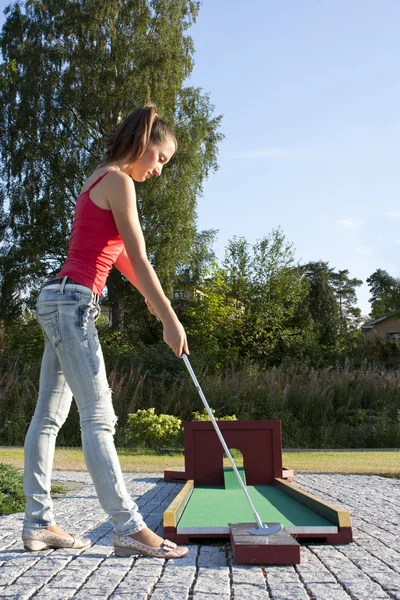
[249,523,283,536]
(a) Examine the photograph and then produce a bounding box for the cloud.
[385,210,400,219]
[336,218,361,229]
[231,148,318,160]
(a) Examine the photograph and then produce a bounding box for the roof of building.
[361,314,400,329]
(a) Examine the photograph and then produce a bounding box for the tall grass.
[1,351,399,448]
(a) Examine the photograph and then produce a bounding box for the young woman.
[22,104,189,559]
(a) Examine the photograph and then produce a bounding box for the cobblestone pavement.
[0,472,399,599]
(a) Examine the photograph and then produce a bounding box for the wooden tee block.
[230,523,301,565]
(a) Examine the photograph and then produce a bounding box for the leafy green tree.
[223,236,251,304]
[301,261,362,355]
[366,269,400,319]
[330,269,362,333]
[0,0,223,329]
[301,261,339,346]
[119,228,219,346]
[241,266,311,364]
[184,266,244,367]
[251,228,295,289]
[224,229,312,364]
[176,229,218,289]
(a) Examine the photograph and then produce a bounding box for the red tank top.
[57,171,124,296]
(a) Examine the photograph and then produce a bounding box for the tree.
[176,229,218,289]
[0,0,223,329]
[0,181,24,321]
[330,269,362,334]
[300,261,339,347]
[301,261,362,351]
[223,236,251,304]
[366,269,400,319]
[123,228,218,345]
[224,229,312,364]
[183,266,244,367]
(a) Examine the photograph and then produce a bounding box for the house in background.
[361,315,400,341]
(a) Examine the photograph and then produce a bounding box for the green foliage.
[97,315,136,370]
[192,408,237,421]
[301,261,363,354]
[229,229,312,364]
[0,0,223,325]
[224,236,251,304]
[3,313,44,363]
[0,354,40,445]
[179,228,317,367]
[367,269,400,319]
[126,408,182,448]
[2,291,400,450]
[301,261,339,346]
[183,267,244,367]
[330,269,363,332]
[176,229,218,288]
[346,334,400,370]
[1,341,400,448]
[0,464,26,515]
[0,463,68,515]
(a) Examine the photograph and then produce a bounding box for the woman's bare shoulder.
[102,170,134,195]
[81,167,134,203]
[99,170,136,214]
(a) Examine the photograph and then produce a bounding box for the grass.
[282,451,399,479]
[0,448,185,473]
[0,448,398,478]
[0,463,69,515]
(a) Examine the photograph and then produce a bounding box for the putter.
[182,353,283,536]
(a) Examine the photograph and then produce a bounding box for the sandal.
[113,533,189,558]
[22,527,90,551]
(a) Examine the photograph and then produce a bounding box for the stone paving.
[0,472,399,599]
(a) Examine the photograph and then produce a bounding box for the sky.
[1,1,399,317]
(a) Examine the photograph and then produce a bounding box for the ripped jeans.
[23,277,146,535]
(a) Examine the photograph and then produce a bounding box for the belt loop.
[59,276,68,295]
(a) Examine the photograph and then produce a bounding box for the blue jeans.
[23,276,146,535]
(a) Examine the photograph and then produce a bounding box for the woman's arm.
[104,170,188,356]
[114,246,140,289]
[114,247,162,318]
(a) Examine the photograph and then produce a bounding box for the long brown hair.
[103,103,177,166]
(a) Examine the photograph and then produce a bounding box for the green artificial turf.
[179,484,333,529]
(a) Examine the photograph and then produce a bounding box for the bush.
[126,408,182,449]
[0,464,26,515]
[1,314,400,449]
[0,464,70,515]
[2,315,45,364]
[192,408,237,421]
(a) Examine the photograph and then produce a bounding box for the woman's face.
[128,137,176,182]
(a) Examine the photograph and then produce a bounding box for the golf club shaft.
[182,354,264,530]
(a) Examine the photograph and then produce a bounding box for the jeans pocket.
[37,311,62,347]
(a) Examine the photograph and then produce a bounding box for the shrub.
[0,464,69,515]
[192,408,237,421]
[126,408,182,449]
[0,464,26,515]
[2,315,45,364]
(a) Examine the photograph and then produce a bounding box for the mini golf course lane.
[178,468,337,534]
